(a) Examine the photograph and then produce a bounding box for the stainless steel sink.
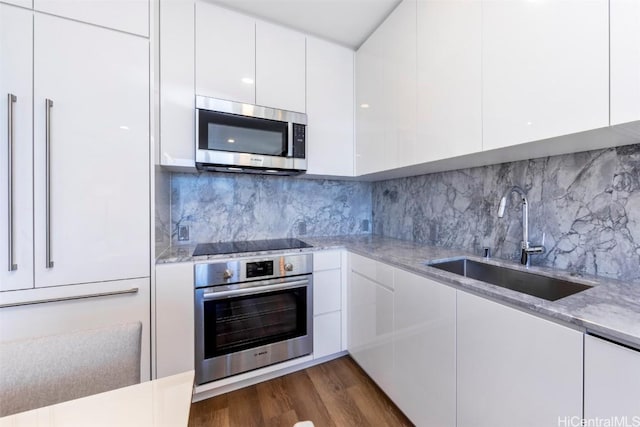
[427,258,591,301]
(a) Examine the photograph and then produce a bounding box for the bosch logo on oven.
[254,351,268,357]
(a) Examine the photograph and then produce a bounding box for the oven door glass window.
[198,109,288,157]
[203,287,307,359]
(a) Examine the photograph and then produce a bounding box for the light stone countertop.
[156,235,640,349]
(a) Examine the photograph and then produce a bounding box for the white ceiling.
[208,0,401,49]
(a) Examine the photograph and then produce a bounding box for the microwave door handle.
[287,122,293,157]
[203,279,309,300]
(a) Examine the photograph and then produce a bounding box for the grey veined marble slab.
[171,172,372,244]
[373,144,640,282]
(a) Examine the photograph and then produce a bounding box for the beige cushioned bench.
[0,322,141,417]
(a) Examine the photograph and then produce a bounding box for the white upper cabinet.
[0,4,33,292]
[160,0,196,168]
[416,0,482,163]
[256,21,306,113]
[306,36,354,176]
[482,0,609,151]
[33,0,149,36]
[33,14,150,287]
[356,0,416,175]
[2,0,31,9]
[195,1,255,105]
[610,0,640,125]
[584,334,640,418]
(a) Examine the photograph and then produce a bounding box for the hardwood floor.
[188,356,414,427]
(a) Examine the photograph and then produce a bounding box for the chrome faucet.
[497,185,545,267]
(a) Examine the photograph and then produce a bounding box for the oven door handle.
[202,279,309,300]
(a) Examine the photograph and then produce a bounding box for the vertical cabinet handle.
[45,98,54,269]
[7,94,17,272]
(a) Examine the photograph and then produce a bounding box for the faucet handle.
[482,247,491,258]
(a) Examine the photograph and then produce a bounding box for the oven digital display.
[246,261,274,278]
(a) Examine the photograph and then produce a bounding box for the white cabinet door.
[0,4,33,292]
[355,0,416,174]
[457,291,583,427]
[610,0,640,125]
[355,38,387,175]
[313,269,341,315]
[0,278,151,381]
[313,311,341,360]
[394,270,456,427]
[256,21,305,113]
[33,15,150,287]
[312,250,343,360]
[195,1,255,105]
[585,335,640,418]
[33,0,149,36]
[160,0,196,169]
[348,269,394,396]
[1,0,31,9]
[482,0,609,151]
[306,36,354,176]
[155,263,194,379]
[416,0,481,163]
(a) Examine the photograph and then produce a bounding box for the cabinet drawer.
[313,250,342,271]
[0,278,151,381]
[313,269,341,315]
[350,253,394,289]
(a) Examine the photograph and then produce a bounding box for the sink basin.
[427,258,591,301]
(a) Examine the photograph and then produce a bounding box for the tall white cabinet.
[0,2,151,379]
[0,4,33,292]
[33,14,150,288]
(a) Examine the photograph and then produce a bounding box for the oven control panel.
[246,261,274,278]
[194,253,313,287]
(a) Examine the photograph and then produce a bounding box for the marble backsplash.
[171,173,372,244]
[372,144,640,281]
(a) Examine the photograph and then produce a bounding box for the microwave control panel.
[292,124,306,159]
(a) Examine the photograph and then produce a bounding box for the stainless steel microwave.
[195,96,307,175]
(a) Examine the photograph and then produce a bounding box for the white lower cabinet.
[584,334,640,419]
[349,253,456,426]
[348,268,395,395]
[312,250,345,359]
[155,262,194,379]
[456,291,583,427]
[393,269,456,427]
[0,278,151,381]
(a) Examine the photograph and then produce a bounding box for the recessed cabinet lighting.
[241,77,254,85]
[227,138,235,143]
[360,103,370,109]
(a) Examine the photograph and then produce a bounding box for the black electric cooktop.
[193,238,313,256]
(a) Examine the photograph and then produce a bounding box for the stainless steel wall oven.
[194,253,313,385]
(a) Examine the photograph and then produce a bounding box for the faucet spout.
[497,185,544,267]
